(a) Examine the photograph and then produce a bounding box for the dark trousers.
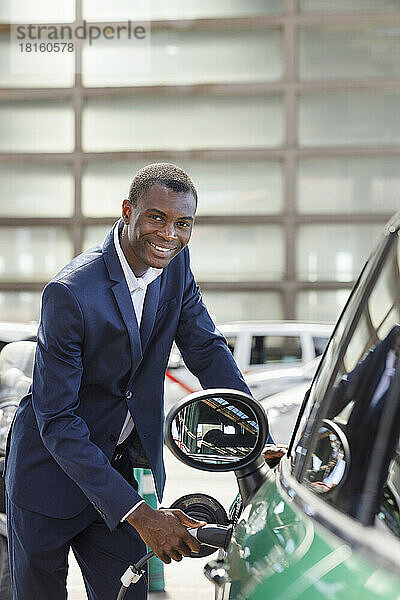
[6,434,148,600]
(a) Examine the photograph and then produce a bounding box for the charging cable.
[116,524,232,599]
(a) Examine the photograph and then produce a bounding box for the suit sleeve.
[175,248,251,395]
[32,281,142,531]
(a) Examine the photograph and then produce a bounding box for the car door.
[280,218,400,593]
[221,217,400,600]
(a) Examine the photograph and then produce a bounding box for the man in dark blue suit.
[5,163,252,599]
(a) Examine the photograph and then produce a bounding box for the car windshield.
[291,226,400,524]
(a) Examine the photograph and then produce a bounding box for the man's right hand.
[126,502,206,563]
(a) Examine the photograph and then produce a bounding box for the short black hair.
[128,163,198,207]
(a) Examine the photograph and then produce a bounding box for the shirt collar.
[113,220,162,293]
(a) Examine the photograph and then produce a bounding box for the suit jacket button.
[126,390,132,399]
[109,434,116,442]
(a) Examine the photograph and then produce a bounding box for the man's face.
[121,183,196,276]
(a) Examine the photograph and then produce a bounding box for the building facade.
[0,0,399,324]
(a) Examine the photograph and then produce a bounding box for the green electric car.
[165,211,400,600]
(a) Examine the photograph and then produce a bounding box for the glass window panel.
[85,224,284,282]
[0,33,74,88]
[82,162,131,218]
[299,90,400,146]
[192,160,283,216]
[82,159,283,217]
[202,290,283,324]
[0,291,41,322]
[83,28,282,87]
[190,225,284,282]
[296,290,350,322]
[83,0,281,21]
[296,224,382,282]
[83,226,111,251]
[299,0,400,12]
[0,164,74,217]
[0,227,73,282]
[297,158,400,214]
[83,95,284,151]
[299,26,400,80]
[0,101,74,153]
[0,0,75,23]
[368,239,400,334]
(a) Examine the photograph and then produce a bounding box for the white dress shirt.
[370,349,397,409]
[113,221,162,519]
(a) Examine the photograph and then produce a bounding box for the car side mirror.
[164,389,269,503]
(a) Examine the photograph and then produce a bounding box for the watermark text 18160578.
[19,42,75,53]
[9,20,151,77]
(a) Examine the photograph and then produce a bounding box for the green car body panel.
[223,471,400,600]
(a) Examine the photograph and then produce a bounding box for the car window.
[296,231,400,522]
[290,233,387,478]
[291,297,362,480]
[250,335,302,365]
[313,336,330,357]
[225,336,236,355]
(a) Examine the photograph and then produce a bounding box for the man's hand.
[127,502,206,563]
[263,443,287,467]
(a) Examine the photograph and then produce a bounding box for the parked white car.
[0,322,38,353]
[246,355,320,400]
[0,340,37,599]
[261,380,310,445]
[165,321,332,410]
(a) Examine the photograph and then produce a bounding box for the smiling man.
[121,177,195,276]
[5,163,252,600]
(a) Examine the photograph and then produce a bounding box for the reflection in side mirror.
[172,396,258,465]
[164,389,269,473]
[304,419,350,494]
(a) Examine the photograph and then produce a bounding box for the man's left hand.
[263,444,287,467]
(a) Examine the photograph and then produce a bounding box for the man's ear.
[122,199,131,223]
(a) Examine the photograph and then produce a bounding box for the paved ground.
[67,447,237,599]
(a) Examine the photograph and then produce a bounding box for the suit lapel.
[102,221,143,375]
[140,275,161,352]
[111,281,143,371]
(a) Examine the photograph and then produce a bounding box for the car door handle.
[204,559,230,586]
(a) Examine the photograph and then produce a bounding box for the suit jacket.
[5,220,251,530]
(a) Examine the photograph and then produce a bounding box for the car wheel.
[0,535,11,600]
